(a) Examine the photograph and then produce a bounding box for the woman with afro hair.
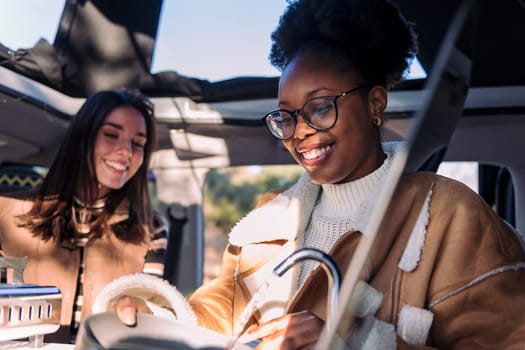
[101,0,525,348]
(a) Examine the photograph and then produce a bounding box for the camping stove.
[0,284,61,346]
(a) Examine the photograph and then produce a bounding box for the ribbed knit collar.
[228,142,402,246]
[318,153,390,218]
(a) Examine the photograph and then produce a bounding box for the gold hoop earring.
[372,117,382,127]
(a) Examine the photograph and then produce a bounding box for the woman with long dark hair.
[0,89,166,343]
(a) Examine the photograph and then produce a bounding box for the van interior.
[0,0,524,345]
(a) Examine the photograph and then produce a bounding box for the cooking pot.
[75,312,252,350]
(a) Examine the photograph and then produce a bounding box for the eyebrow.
[279,86,339,105]
[103,122,147,138]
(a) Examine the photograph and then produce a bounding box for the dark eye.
[103,132,118,139]
[268,111,291,126]
[132,140,146,149]
[306,99,334,121]
[277,114,293,125]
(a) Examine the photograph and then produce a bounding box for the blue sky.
[0,1,64,48]
[0,0,424,82]
[155,1,288,80]
[0,0,288,81]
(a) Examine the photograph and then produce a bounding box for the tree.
[204,165,302,234]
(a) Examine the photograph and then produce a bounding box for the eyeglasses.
[262,84,370,140]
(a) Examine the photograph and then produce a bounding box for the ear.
[367,85,388,119]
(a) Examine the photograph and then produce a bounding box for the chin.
[100,182,125,192]
[306,168,337,184]
[308,174,331,185]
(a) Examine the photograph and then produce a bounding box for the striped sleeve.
[143,211,168,277]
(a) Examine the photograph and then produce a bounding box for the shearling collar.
[228,171,319,246]
[228,142,403,247]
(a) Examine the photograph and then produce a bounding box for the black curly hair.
[269,0,418,88]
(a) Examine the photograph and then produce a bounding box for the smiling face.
[93,105,147,197]
[279,52,386,184]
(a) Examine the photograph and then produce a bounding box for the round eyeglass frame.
[262,84,371,140]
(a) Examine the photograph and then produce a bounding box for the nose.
[273,248,341,332]
[293,112,317,140]
[116,137,133,156]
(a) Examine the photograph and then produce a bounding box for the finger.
[240,315,295,341]
[254,334,318,350]
[135,299,153,314]
[243,311,318,341]
[254,332,289,350]
[249,312,323,349]
[238,321,286,345]
[114,296,138,326]
[253,330,320,350]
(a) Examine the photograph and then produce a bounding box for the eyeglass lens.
[265,96,337,140]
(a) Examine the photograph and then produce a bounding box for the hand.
[239,311,324,350]
[108,295,153,327]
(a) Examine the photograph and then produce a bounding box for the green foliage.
[204,165,302,234]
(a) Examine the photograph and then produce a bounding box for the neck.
[319,154,390,217]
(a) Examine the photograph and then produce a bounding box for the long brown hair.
[17,89,157,245]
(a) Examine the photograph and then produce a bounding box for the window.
[202,164,301,281]
[0,0,65,49]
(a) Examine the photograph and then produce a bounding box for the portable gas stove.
[0,284,62,346]
[0,257,62,347]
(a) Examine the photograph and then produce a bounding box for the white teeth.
[302,145,331,160]
[105,160,127,171]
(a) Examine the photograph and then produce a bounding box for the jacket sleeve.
[188,188,288,335]
[421,176,525,349]
[188,243,241,335]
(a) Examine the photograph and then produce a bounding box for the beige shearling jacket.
[0,194,154,341]
[187,171,525,349]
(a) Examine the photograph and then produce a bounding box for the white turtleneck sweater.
[296,154,391,288]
